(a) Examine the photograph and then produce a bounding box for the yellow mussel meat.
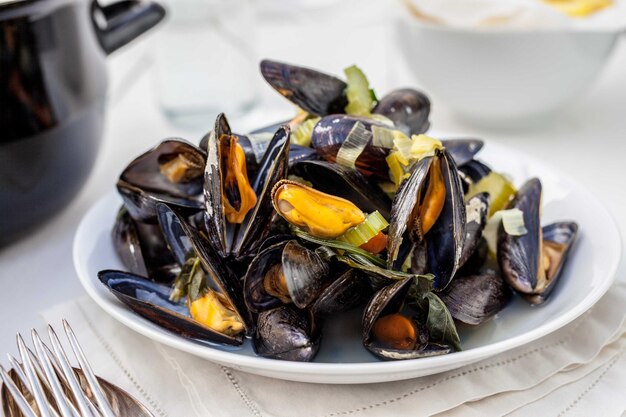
[272,180,365,238]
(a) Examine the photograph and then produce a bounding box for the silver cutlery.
[0,320,154,417]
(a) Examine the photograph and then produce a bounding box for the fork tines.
[0,321,117,417]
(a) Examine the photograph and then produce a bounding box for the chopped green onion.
[339,211,389,247]
[291,117,320,147]
[344,65,373,116]
[335,121,371,169]
[483,208,528,254]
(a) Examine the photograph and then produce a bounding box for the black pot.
[0,0,165,246]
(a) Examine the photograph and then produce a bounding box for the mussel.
[204,113,290,258]
[99,270,246,345]
[373,88,431,136]
[387,148,466,289]
[260,60,347,117]
[498,179,578,305]
[253,306,320,361]
[271,180,366,239]
[117,139,205,223]
[292,160,392,219]
[112,206,179,282]
[439,271,510,325]
[362,277,452,360]
[311,114,392,181]
[244,240,331,313]
[311,268,374,318]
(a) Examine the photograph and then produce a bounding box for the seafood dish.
[98,60,579,362]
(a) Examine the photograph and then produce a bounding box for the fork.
[0,320,154,417]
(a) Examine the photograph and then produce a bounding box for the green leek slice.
[344,65,374,116]
[339,211,389,247]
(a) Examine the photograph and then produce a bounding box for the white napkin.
[403,0,626,31]
[39,279,626,417]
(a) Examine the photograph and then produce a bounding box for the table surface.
[0,15,625,363]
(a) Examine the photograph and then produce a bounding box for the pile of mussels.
[99,60,579,362]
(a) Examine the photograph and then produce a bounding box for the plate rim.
[73,141,622,381]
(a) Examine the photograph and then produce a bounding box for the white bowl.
[396,19,620,126]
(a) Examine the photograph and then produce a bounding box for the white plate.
[73,142,621,384]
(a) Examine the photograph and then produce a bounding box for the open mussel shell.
[458,192,490,269]
[292,160,392,219]
[387,150,466,290]
[439,271,510,326]
[373,88,431,136]
[498,178,578,305]
[120,139,206,198]
[244,240,330,313]
[424,151,466,290]
[98,270,244,346]
[204,113,290,257]
[199,132,259,178]
[117,139,205,223]
[113,206,179,283]
[253,306,320,361]
[311,268,373,318]
[459,159,491,183]
[260,60,347,117]
[117,179,203,224]
[440,139,484,168]
[157,203,254,332]
[311,114,392,181]
[362,278,450,360]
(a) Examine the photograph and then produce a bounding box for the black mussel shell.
[98,270,243,346]
[498,178,578,305]
[112,207,179,283]
[120,139,205,199]
[373,88,431,136]
[260,60,347,117]
[425,151,466,290]
[244,240,330,313]
[156,203,193,266]
[458,192,490,269]
[459,159,491,183]
[233,124,290,257]
[204,113,290,257]
[311,115,391,181]
[311,269,373,318]
[387,156,432,270]
[439,271,510,326]
[526,221,578,305]
[253,306,320,361]
[157,203,254,332]
[498,179,542,296]
[456,237,488,277]
[112,206,148,277]
[292,160,392,219]
[362,278,446,360]
[118,139,206,223]
[199,132,258,178]
[441,139,484,168]
[387,150,466,290]
[117,179,203,224]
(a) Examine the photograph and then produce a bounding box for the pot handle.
[92,0,166,55]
